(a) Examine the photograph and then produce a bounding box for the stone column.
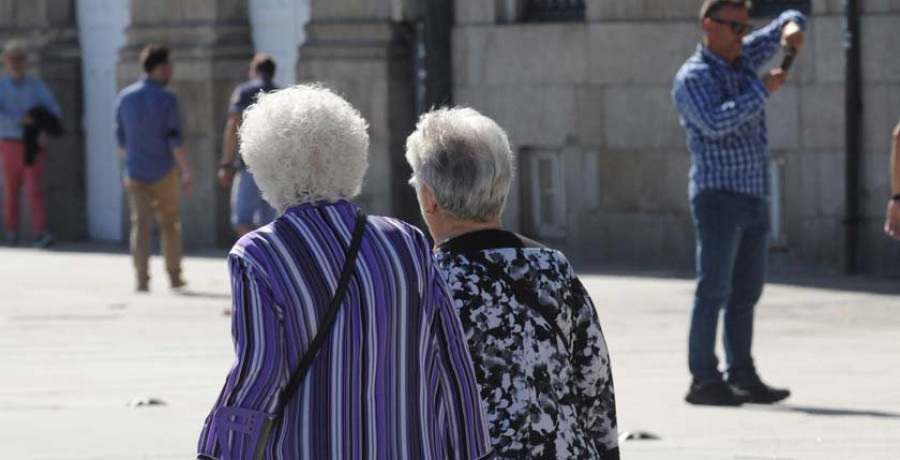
[118,0,253,249]
[0,0,86,241]
[298,0,419,223]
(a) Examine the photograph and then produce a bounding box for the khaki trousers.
[125,167,183,286]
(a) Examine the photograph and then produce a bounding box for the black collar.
[436,229,546,255]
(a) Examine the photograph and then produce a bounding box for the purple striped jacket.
[197,201,492,459]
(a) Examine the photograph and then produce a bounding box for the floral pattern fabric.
[435,233,619,460]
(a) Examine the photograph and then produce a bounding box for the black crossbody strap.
[273,210,367,414]
[469,252,569,356]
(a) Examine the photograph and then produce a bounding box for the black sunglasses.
[709,17,753,35]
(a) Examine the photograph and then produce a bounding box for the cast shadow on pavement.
[174,290,231,300]
[39,241,229,260]
[574,265,900,297]
[751,404,900,419]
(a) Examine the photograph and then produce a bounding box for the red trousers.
[1,140,47,235]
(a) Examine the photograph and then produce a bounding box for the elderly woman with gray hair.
[197,86,491,460]
[406,107,619,459]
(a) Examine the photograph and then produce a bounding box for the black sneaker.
[728,376,790,404]
[685,379,747,406]
[33,232,55,248]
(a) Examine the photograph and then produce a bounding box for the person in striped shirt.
[672,0,805,406]
[197,85,492,460]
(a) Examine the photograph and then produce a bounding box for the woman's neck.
[432,217,503,247]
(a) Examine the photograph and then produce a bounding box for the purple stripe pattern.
[197,200,492,459]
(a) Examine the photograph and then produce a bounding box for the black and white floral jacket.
[435,230,619,459]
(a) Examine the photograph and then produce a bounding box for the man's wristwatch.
[219,163,235,171]
[891,194,900,202]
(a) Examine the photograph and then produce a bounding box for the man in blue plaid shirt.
[672,0,805,407]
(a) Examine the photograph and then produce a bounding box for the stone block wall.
[0,0,86,241]
[454,3,697,269]
[299,0,419,224]
[453,0,900,275]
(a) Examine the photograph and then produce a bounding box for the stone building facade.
[454,0,900,276]
[0,0,898,276]
[0,0,85,241]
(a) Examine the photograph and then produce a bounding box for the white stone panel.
[588,22,699,85]
[812,16,844,84]
[77,0,130,241]
[861,84,900,152]
[250,0,310,88]
[799,84,845,149]
[604,86,685,149]
[768,85,801,150]
[861,14,900,83]
[455,0,495,25]
[453,24,588,87]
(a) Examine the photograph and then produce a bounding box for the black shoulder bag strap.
[224,212,368,460]
[274,210,367,414]
[468,252,569,357]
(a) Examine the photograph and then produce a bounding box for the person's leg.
[231,168,257,237]
[152,168,184,287]
[1,141,25,239]
[689,191,743,383]
[724,196,790,404]
[125,177,154,290]
[724,197,769,379]
[23,149,49,238]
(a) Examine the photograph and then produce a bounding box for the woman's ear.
[417,184,438,215]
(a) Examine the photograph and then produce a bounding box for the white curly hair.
[239,84,370,211]
[405,107,514,222]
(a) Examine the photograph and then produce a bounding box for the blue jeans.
[231,168,277,228]
[689,190,769,383]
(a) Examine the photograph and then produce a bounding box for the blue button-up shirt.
[672,10,806,198]
[0,75,62,140]
[115,78,183,183]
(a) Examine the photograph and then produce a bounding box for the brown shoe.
[170,277,187,291]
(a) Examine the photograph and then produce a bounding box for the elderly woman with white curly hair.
[406,107,620,459]
[197,86,492,460]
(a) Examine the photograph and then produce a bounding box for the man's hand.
[182,171,194,197]
[763,69,789,94]
[781,21,804,55]
[217,167,235,188]
[885,200,900,240]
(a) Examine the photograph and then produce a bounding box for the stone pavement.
[1,244,898,460]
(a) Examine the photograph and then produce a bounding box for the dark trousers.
[689,189,769,382]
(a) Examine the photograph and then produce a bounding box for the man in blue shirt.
[217,54,278,237]
[0,39,62,248]
[115,45,193,292]
[672,0,805,406]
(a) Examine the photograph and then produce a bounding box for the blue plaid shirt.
[673,10,806,198]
